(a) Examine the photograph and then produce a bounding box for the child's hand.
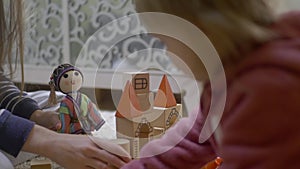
[30,110,61,130]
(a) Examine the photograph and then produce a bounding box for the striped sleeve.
[0,74,40,119]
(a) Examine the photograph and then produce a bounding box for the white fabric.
[0,152,14,169]
[25,90,65,111]
[92,111,116,139]
[0,109,5,116]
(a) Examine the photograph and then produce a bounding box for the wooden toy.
[89,137,131,169]
[49,63,105,134]
[136,92,152,111]
[154,75,177,108]
[107,139,129,169]
[30,159,51,169]
[123,72,149,94]
[115,81,142,120]
[200,157,223,169]
[123,72,152,111]
[115,72,182,158]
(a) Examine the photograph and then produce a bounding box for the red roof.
[154,75,177,108]
[115,81,142,118]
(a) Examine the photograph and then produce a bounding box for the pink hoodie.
[122,11,300,169]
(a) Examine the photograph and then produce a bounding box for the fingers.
[107,165,118,169]
[105,151,128,168]
[49,122,61,131]
[37,111,61,130]
[119,155,132,163]
[89,148,127,168]
[74,138,128,169]
[85,158,109,169]
[88,136,131,158]
[55,122,62,130]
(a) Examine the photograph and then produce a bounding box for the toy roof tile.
[115,81,142,118]
[154,75,177,108]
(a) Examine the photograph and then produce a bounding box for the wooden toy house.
[115,72,182,158]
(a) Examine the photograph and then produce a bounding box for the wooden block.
[115,81,142,119]
[123,72,149,94]
[136,92,153,111]
[108,138,131,167]
[200,157,223,169]
[131,137,140,159]
[138,137,151,152]
[152,104,182,130]
[154,75,177,108]
[116,113,155,143]
[134,117,153,138]
[106,138,130,156]
[164,104,182,129]
[116,136,140,159]
[153,126,165,137]
[90,137,131,169]
[116,117,136,137]
[30,159,51,169]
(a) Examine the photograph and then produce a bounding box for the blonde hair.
[135,0,276,67]
[0,0,25,91]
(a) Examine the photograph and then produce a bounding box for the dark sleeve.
[0,74,40,119]
[0,109,34,157]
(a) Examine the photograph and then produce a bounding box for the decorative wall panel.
[25,0,64,66]
[24,0,179,73]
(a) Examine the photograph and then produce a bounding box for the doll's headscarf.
[49,63,83,92]
[48,63,83,105]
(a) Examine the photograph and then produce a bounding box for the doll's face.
[59,70,83,93]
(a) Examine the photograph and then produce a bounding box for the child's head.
[50,64,83,94]
[135,0,276,66]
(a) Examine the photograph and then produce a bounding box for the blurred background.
[13,0,300,111]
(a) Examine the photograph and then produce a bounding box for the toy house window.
[134,78,148,90]
[135,118,153,138]
[166,108,180,129]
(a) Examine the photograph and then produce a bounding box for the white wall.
[276,0,300,14]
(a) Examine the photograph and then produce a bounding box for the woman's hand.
[50,135,131,169]
[88,136,132,168]
[30,110,61,130]
[23,125,131,169]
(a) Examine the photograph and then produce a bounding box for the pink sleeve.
[219,67,300,168]
[122,109,217,169]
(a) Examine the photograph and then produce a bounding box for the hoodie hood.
[232,11,300,78]
[274,11,300,38]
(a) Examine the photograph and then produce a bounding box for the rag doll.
[49,63,105,134]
